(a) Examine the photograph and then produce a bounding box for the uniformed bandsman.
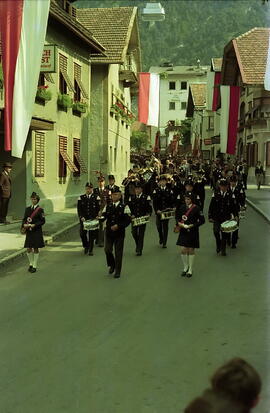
[94,176,110,247]
[152,175,174,248]
[194,169,207,210]
[175,191,205,277]
[229,175,246,248]
[128,182,152,256]
[21,192,45,273]
[102,187,131,278]
[77,182,100,256]
[105,174,120,202]
[208,178,236,256]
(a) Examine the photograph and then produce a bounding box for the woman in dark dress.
[21,192,45,273]
[175,192,205,278]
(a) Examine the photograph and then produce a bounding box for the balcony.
[119,58,138,86]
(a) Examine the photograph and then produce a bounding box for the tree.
[180,118,192,146]
[130,131,149,153]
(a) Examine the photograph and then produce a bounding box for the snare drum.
[132,215,150,227]
[221,220,238,233]
[161,209,175,220]
[83,219,99,231]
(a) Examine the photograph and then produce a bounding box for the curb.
[246,198,270,224]
[0,221,78,268]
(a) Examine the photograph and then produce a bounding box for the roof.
[77,7,139,63]
[150,65,209,75]
[211,58,222,72]
[226,27,270,85]
[190,83,207,107]
[49,0,106,55]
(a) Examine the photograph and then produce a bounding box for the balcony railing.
[119,58,138,84]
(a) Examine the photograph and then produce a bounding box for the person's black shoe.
[231,244,236,249]
[162,244,167,248]
[216,248,221,254]
[30,267,37,273]
[98,244,104,248]
[186,272,192,278]
[108,266,115,274]
[28,265,33,272]
[88,251,93,256]
[84,248,89,255]
[181,271,187,277]
[136,252,142,256]
[114,273,120,278]
[159,239,163,245]
[221,251,227,256]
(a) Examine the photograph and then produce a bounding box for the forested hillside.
[73,0,269,70]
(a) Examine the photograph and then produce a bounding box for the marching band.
[73,155,247,279]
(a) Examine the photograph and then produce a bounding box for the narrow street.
[0,194,269,413]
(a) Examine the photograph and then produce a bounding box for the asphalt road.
[0,193,270,413]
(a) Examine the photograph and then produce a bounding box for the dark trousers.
[156,215,169,246]
[0,197,10,222]
[231,229,238,246]
[96,221,104,247]
[213,221,229,253]
[242,174,248,189]
[132,224,146,253]
[80,225,96,252]
[105,231,125,275]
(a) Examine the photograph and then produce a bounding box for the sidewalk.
[246,185,270,223]
[0,208,78,266]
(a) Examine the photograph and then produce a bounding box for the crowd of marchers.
[12,153,264,277]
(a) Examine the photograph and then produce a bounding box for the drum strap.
[180,204,196,223]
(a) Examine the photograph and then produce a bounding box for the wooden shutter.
[266,142,270,167]
[73,138,87,173]
[44,73,54,83]
[59,136,78,172]
[59,53,75,92]
[35,132,45,177]
[74,63,88,99]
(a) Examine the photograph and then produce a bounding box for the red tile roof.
[233,27,270,85]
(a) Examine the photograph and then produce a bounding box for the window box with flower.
[57,93,73,110]
[72,101,88,114]
[36,85,52,103]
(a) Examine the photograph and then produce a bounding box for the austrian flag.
[138,73,160,127]
[0,0,50,157]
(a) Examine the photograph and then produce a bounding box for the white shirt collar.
[113,201,120,207]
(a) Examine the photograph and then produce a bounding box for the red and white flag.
[138,72,160,127]
[0,0,50,157]
[220,85,240,155]
[265,32,270,91]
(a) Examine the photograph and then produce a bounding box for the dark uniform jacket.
[128,194,152,218]
[93,187,110,211]
[103,202,131,236]
[229,185,246,215]
[152,186,174,213]
[22,205,45,248]
[77,194,100,221]
[208,190,236,223]
[0,171,11,198]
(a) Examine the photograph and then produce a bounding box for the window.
[59,136,78,178]
[169,102,175,110]
[74,63,88,100]
[73,138,87,176]
[181,81,187,90]
[266,142,270,167]
[208,116,214,130]
[181,102,187,110]
[59,53,75,94]
[35,132,45,177]
[38,74,45,87]
[169,81,176,90]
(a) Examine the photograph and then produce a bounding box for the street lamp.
[141,2,165,22]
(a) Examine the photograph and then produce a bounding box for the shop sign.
[41,45,57,73]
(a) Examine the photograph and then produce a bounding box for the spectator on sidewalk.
[255,161,264,190]
[0,162,12,224]
[242,160,249,190]
[21,192,45,273]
